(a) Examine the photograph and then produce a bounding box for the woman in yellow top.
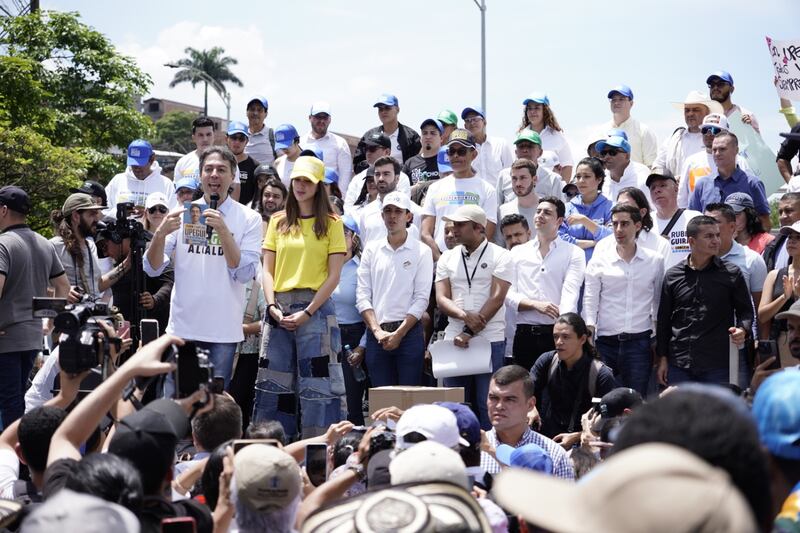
[253,156,347,439]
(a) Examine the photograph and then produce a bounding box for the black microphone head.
[210,193,220,207]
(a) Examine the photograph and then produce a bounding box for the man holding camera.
[0,186,70,428]
[145,146,262,388]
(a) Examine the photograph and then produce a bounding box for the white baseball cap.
[701,113,730,132]
[390,440,470,490]
[382,191,411,211]
[395,404,469,450]
[144,192,169,210]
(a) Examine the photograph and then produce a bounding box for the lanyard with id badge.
[461,241,489,311]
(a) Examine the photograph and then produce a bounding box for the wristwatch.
[347,463,366,481]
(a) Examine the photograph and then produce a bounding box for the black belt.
[597,330,652,341]
[380,321,403,333]
[516,324,554,335]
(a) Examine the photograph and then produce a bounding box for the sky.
[42,0,798,158]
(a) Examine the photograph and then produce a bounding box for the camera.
[95,202,151,259]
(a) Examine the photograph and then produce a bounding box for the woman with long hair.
[727,193,774,254]
[143,192,169,233]
[558,157,612,262]
[254,156,347,439]
[518,92,574,181]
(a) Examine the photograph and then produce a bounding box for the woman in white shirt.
[518,92,574,182]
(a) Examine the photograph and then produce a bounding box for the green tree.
[0,10,154,230]
[168,47,243,117]
[152,110,196,154]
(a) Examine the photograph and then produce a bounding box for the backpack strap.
[660,208,684,239]
[588,359,603,398]
[268,127,277,159]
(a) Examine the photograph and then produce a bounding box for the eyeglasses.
[463,116,483,125]
[701,126,722,135]
[148,206,168,214]
[447,147,470,157]
[707,81,729,88]
[600,149,621,157]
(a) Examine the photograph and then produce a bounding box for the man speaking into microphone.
[145,146,262,387]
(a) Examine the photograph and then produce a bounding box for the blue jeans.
[595,332,652,396]
[163,341,237,398]
[0,350,37,429]
[442,340,505,430]
[253,292,344,440]
[366,322,424,387]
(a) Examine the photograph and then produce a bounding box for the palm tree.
[168,47,243,117]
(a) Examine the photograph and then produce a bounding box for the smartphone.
[232,439,281,453]
[305,443,328,487]
[117,320,131,340]
[757,340,782,371]
[590,397,602,413]
[32,297,67,318]
[140,319,159,346]
[175,342,211,398]
[161,517,196,533]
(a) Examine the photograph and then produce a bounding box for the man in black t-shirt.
[226,121,260,206]
[402,118,444,185]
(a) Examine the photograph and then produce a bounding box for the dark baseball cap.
[0,186,31,215]
[70,180,108,204]
[645,173,677,188]
[364,132,391,149]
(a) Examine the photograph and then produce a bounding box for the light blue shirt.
[558,194,612,261]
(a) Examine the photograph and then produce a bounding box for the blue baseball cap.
[495,443,553,473]
[420,118,444,134]
[606,128,629,140]
[461,106,485,120]
[341,213,359,235]
[373,93,399,107]
[323,168,339,185]
[607,85,634,100]
[753,370,800,460]
[522,92,550,106]
[247,95,268,109]
[274,124,299,151]
[436,402,480,447]
[226,121,250,137]
[127,139,153,167]
[596,136,632,154]
[706,70,734,86]
[174,177,199,192]
[437,147,452,173]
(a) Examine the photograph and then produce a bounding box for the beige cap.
[62,193,106,216]
[234,444,302,513]
[493,442,757,533]
[442,204,487,227]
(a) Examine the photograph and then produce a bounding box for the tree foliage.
[153,111,196,154]
[168,46,242,115]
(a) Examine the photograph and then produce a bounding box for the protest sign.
[767,36,800,101]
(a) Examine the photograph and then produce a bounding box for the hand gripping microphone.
[207,193,219,241]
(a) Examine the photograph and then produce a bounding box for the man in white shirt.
[495,130,564,205]
[495,159,539,244]
[647,173,702,269]
[272,124,301,187]
[652,91,723,178]
[357,156,421,244]
[461,105,513,187]
[356,191,433,387]
[421,129,498,261]
[584,204,664,395]
[506,197,585,370]
[600,85,658,166]
[343,133,411,212]
[707,70,760,134]
[104,139,176,218]
[435,205,513,428]
[244,95,276,165]
[301,101,353,194]
[174,117,241,190]
[144,146,262,388]
[597,135,651,205]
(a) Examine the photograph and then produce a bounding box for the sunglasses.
[447,147,470,157]
[701,126,722,135]
[600,149,621,157]
[148,206,168,214]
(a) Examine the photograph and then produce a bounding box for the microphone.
[207,193,219,241]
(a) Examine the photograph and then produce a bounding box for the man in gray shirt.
[0,186,69,427]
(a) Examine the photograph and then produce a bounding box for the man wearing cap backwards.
[357,156,422,244]
[301,101,354,194]
[225,121,259,205]
[104,139,176,218]
[435,204,513,428]
[421,129,498,261]
[689,131,771,230]
[647,173,703,269]
[353,93,421,168]
[495,129,564,205]
[356,190,433,387]
[145,146,263,388]
[652,91,723,178]
[402,118,444,185]
[271,123,302,187]
[343,132,412,212]
[0,186,69,427]
[461,105,513,187]
[596,135,652,205]
[437,109,459,142]
[244,95,276,165]
[707,70,760,133]
[600,85,658,166]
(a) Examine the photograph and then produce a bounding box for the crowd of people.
[2,72,800,531]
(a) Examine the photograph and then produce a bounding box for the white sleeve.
[337,140,353,194]
[582,257,601,327]
[355,245,374,314]
[25,348,60,412]
[561,245,586,314]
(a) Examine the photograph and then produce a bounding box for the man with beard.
[226,121,259,205]
[257,177,287,224]
[495,159,539,244]
[402,118,444,185]
[358,157,421,244]
[495,130,564,205]
[301,101,354,193]
[707,70,760,133]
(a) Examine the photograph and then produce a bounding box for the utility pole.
[472,0,486,114]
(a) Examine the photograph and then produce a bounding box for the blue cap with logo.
[127,139,153,167]
[753,369,800,460]
[373,93,399,107]
[341,213,359,235]
[226,121,250,137]
[596,136,632,154]
[247,95,268,110]
[706,70,734,86]
[437,401,481,448]
[522,92,550,106]
[274,124,299,151]
[461,105,485,120]
[607,85,634,100]
[420,118,444,134]
[174,177,199,192]
[437,147,452,173]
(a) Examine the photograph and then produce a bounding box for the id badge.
[464,293,476,311]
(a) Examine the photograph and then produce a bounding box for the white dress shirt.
[301,131,354,193]
[475,136,514,187]
[594,227,670,260]
[539,126,575,168]
[599,116,658,166]
[356,235,433,324]
[357,195,422,244]
[343,169,412,213]
[601,161,652,206]
[506,237,585,325]
[583,243,664,336]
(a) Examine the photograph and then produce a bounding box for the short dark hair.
[616,187,652,231]
[373,156,401,176]
[500,213,529,231]
[491,365,534,399]
[781,192,800,204]
[192,116,215,133]
[613,387,772,529]
[66,453,143,513]
[704,202,736,224]
[191,394,243,451]
[686,215,719,238]
[610,203,642,223]
[18,406,67,473]
[245,420,286,445]
[199,145,237,175]
[511,158,537,177]
[714,130,739,147]
[538,196,565,218]
[333,430,365,469]
[262,177,287,199]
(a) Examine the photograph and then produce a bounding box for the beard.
[78,217,96,237]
